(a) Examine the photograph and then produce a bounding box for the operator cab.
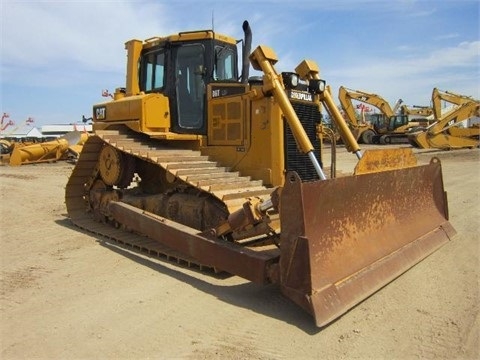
[138,34,239,135]
[388,115,409,131]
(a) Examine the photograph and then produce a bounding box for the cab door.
[173,44,206,134]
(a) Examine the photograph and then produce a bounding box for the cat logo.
[289,90,313,102]
[95,106,106,120]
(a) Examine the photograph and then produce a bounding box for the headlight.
[309,79,326,94]
[282,72,299,89]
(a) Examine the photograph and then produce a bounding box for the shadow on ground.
[55,217,324,334]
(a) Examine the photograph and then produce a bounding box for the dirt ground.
[0,145,478,360]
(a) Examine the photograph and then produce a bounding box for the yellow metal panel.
[208,89,245,146]
[206,96,285,187]
[354,148,417,175]
[143,95,171,130]
[98,94,171,132]
[208,100,244,146]
[125,40,142,96]
[203,84,286,187]
[240,96,285,186]
[295,60,320,79]
[104,98,133,121]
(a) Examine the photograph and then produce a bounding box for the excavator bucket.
[9,131,84,166]
[278,151,455,327]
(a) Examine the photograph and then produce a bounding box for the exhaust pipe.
[241,20,252,84]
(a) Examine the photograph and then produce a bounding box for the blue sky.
[1,0,479,128]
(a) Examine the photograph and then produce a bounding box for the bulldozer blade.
[278,159,455,327]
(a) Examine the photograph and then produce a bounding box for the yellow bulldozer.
[65,21,455,327]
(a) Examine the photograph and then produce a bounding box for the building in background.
[1,123,93,142]
[4,127,43,140]
[41,124,92,139]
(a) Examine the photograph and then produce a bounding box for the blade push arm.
[249,46,327,180]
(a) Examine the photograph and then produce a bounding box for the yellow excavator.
[65,21,455,327]
[409,88,479,149]
[338,87,430,144]
[400,104,434,118]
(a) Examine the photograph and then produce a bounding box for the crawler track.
[65,129,275,267]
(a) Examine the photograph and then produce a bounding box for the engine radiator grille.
[284,102,323,182]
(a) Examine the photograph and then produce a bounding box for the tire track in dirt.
[0,266,53,310]
[1,266,45,295]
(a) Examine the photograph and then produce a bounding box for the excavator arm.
[429,102,479,135]
[432,88,477,116]
[409,101,479,149]
[338,87,396,118]
[338,86,363,127]
[409,88,480,149]
[401,105,433,117]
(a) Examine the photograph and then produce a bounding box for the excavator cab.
[388,114,409,131]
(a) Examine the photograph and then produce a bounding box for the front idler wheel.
[98,145,135,188]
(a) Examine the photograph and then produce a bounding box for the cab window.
[213,46,236,81]
[141,50,165,92]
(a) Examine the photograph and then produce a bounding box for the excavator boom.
[339,86,395,117]
[337,86,378,144]
[409,88,480,149]
[401,104,434,117]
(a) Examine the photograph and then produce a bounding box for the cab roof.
[139,30,237,50]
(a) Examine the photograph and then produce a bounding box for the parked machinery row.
[337,86,478,149]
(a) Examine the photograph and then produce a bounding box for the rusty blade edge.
[308,221,455,327]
